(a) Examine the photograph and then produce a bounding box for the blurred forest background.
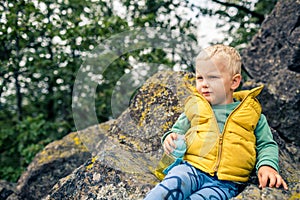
[0,0,277,182]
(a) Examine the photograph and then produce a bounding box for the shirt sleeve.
[255,114,279,172]
[161,113,191,143]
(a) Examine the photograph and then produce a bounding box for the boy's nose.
[202,79,209,88]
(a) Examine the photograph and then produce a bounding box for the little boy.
[144,44,288,200]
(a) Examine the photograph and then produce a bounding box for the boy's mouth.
[202,91,211,96]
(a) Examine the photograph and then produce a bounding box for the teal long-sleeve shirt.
[162,101,280,173]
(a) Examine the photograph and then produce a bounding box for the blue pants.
[145,162,240,200]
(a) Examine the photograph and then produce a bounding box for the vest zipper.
[212,96,248,172]
[210,109,223,173]
[212,100,244,172]
[194,92,224,173]
[214,135,223,172]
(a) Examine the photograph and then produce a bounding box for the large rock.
[0,180,17,200]
[43,71,299,199]
[44,70,194,199]
[15,131,92,200]
[241,0,300,145]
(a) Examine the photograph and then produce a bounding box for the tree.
[190,0,278,48]
[0,0,128,181]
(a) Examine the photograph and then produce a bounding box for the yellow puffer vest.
[184,85,263,182]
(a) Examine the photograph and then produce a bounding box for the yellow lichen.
[130,140,143,151]
[139,106,150,127]
[289,193,300,200]
[86,156,97,170]
[37,152,54,165]
[73,136,81,146]
[233,196,243,199]
[119,134,126,140]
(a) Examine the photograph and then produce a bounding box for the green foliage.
[0,114,69,182]
[16,114,69,164]
[0,0,124,182]
[194,0,278,49]
[191,0,278,83]
[0,167,23,183]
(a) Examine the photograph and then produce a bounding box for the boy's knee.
[167,163,192,178]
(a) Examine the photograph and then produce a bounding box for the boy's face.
[195,56,239,105]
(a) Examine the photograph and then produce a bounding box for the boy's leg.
[144,162,200,200]
[144,162,240,200]
[187,176,240,200]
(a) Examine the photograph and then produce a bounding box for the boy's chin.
[204,97,213,104]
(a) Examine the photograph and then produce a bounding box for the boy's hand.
[163,133,178,155]
[258,165,288,190]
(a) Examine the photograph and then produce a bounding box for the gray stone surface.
[241,0,300,145]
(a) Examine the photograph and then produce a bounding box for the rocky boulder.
[241,0,300,145]
[0,180,17,200]
[15,131,92,200]
[43,71,299,199]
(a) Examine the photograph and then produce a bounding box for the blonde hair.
[195,44,242,75]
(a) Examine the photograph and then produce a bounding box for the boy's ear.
[231,74,242,90]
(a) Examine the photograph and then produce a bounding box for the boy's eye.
[196,76,203,80]
[208,76,219,79]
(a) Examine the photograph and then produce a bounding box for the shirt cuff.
[256,160,279,173]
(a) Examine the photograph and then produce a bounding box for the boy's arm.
[255,114,288,190]
[255,114,279,172]
[161,113,190,143]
